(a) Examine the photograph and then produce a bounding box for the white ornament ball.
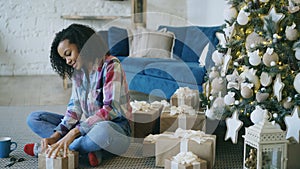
[237,10,249,25]
[286,25,299,41]
[294,48,300,60]
[241,86,253,99]
[235,100,240,105]
[209,96,214,101]
[294,73,300,94]
[234,62,239,66]
[250,106,267,124]
[224,94,235,105]
[224,5,237,21]
[270,61,276,66]
[260,0,270,2]
[273,113,278,118]
[263,52,279,67]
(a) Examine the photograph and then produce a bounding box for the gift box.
[142,132,173,157]
[129,101,163,142]
[38,151,79,169]
[155,129,216,169]
[165,152,207,169]
[160,111,206,133]
[170,87,200,110]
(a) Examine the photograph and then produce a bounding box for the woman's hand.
[45,128,81,158]
[41,132,61,152]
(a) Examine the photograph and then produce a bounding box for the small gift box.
[129,101,163,142]
[165,152,207,169]
[38,151,79,169]
[160,110,206,133]
[155,129,216,169]
[170,87,200,110]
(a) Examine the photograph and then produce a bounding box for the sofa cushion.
[143,61,206,85]
[108,26,129,56]
[157,26,188,59]
[119,57,177,75]
[158,25,220,70]
[128,27,175,59]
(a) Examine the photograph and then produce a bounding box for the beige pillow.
[128,27,175,59]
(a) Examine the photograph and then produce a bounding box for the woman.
[24,23,132,167]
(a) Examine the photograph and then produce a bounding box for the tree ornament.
[225,111,243,144]
[216,32,227,48]
[285,23,298,41]
[211,77,225,95]
[288,0,300,13]
[256,92,269,103]
[241,83,254,99]
[284,106,300,143]
[259,0,269,3]
[263,6,285,31]
[240,68,260,90]
[283,97,293,109]
[224,4,238,21]
[294,47,300,60]
[226,69,242,90]
[245,32,264,51]
[221,52,232,77]
[224,92,236,105]
[260,72,272,87]
[208,67,220,80]
[262,48,279,67]
[250,105,268,124]
[212,92,226,119]
[248,49,261,66]
[273,74,285,102]
[294,73,300,94]
[223,23,236,39]
[212,50,224,65]
[237,7,250,25]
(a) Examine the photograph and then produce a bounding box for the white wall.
[0,0,224,76]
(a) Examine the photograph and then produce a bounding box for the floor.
[0,75,244,169]
[0,75,71,106]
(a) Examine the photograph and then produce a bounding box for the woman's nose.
[66,58,72,65]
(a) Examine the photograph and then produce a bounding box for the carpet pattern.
[0,106,244,169]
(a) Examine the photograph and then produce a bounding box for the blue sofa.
[99,25,220,99]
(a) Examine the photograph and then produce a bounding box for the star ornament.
[284,106,300,143]
[225,111,243,144]
[264,6,285,24]
[273,74,285,102]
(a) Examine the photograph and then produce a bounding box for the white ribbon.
[171,152,200,168]
[170,105,196,116]
[178,114,187,130]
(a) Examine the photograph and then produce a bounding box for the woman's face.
[57,39,82,70]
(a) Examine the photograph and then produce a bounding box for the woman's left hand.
[46,128,81,158]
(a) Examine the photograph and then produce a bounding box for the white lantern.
[243,114,288,169]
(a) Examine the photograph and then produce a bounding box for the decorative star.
[273,74,285,102]
[264,6,285,24]
[284,106,300,143]
[225,111,243,144]
[223,23,235,39]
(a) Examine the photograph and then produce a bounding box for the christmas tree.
[201,0,300,129]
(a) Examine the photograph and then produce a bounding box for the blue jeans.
[27,111,130,156]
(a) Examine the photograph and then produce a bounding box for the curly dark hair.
[50,23,108,79]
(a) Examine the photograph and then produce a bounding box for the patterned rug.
[0,105,244,169]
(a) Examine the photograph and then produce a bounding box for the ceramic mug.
[0,137,17,158]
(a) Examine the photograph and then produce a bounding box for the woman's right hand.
[41,132,61,152]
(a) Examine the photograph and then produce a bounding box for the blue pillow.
[181,26,220,62]
[108,26,129,56]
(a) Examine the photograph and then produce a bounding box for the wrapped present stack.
[170,87,200,110]
[38,150,79,169]
[153,128,216,169]
[130,100,163,142]
[160,87,205,133]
